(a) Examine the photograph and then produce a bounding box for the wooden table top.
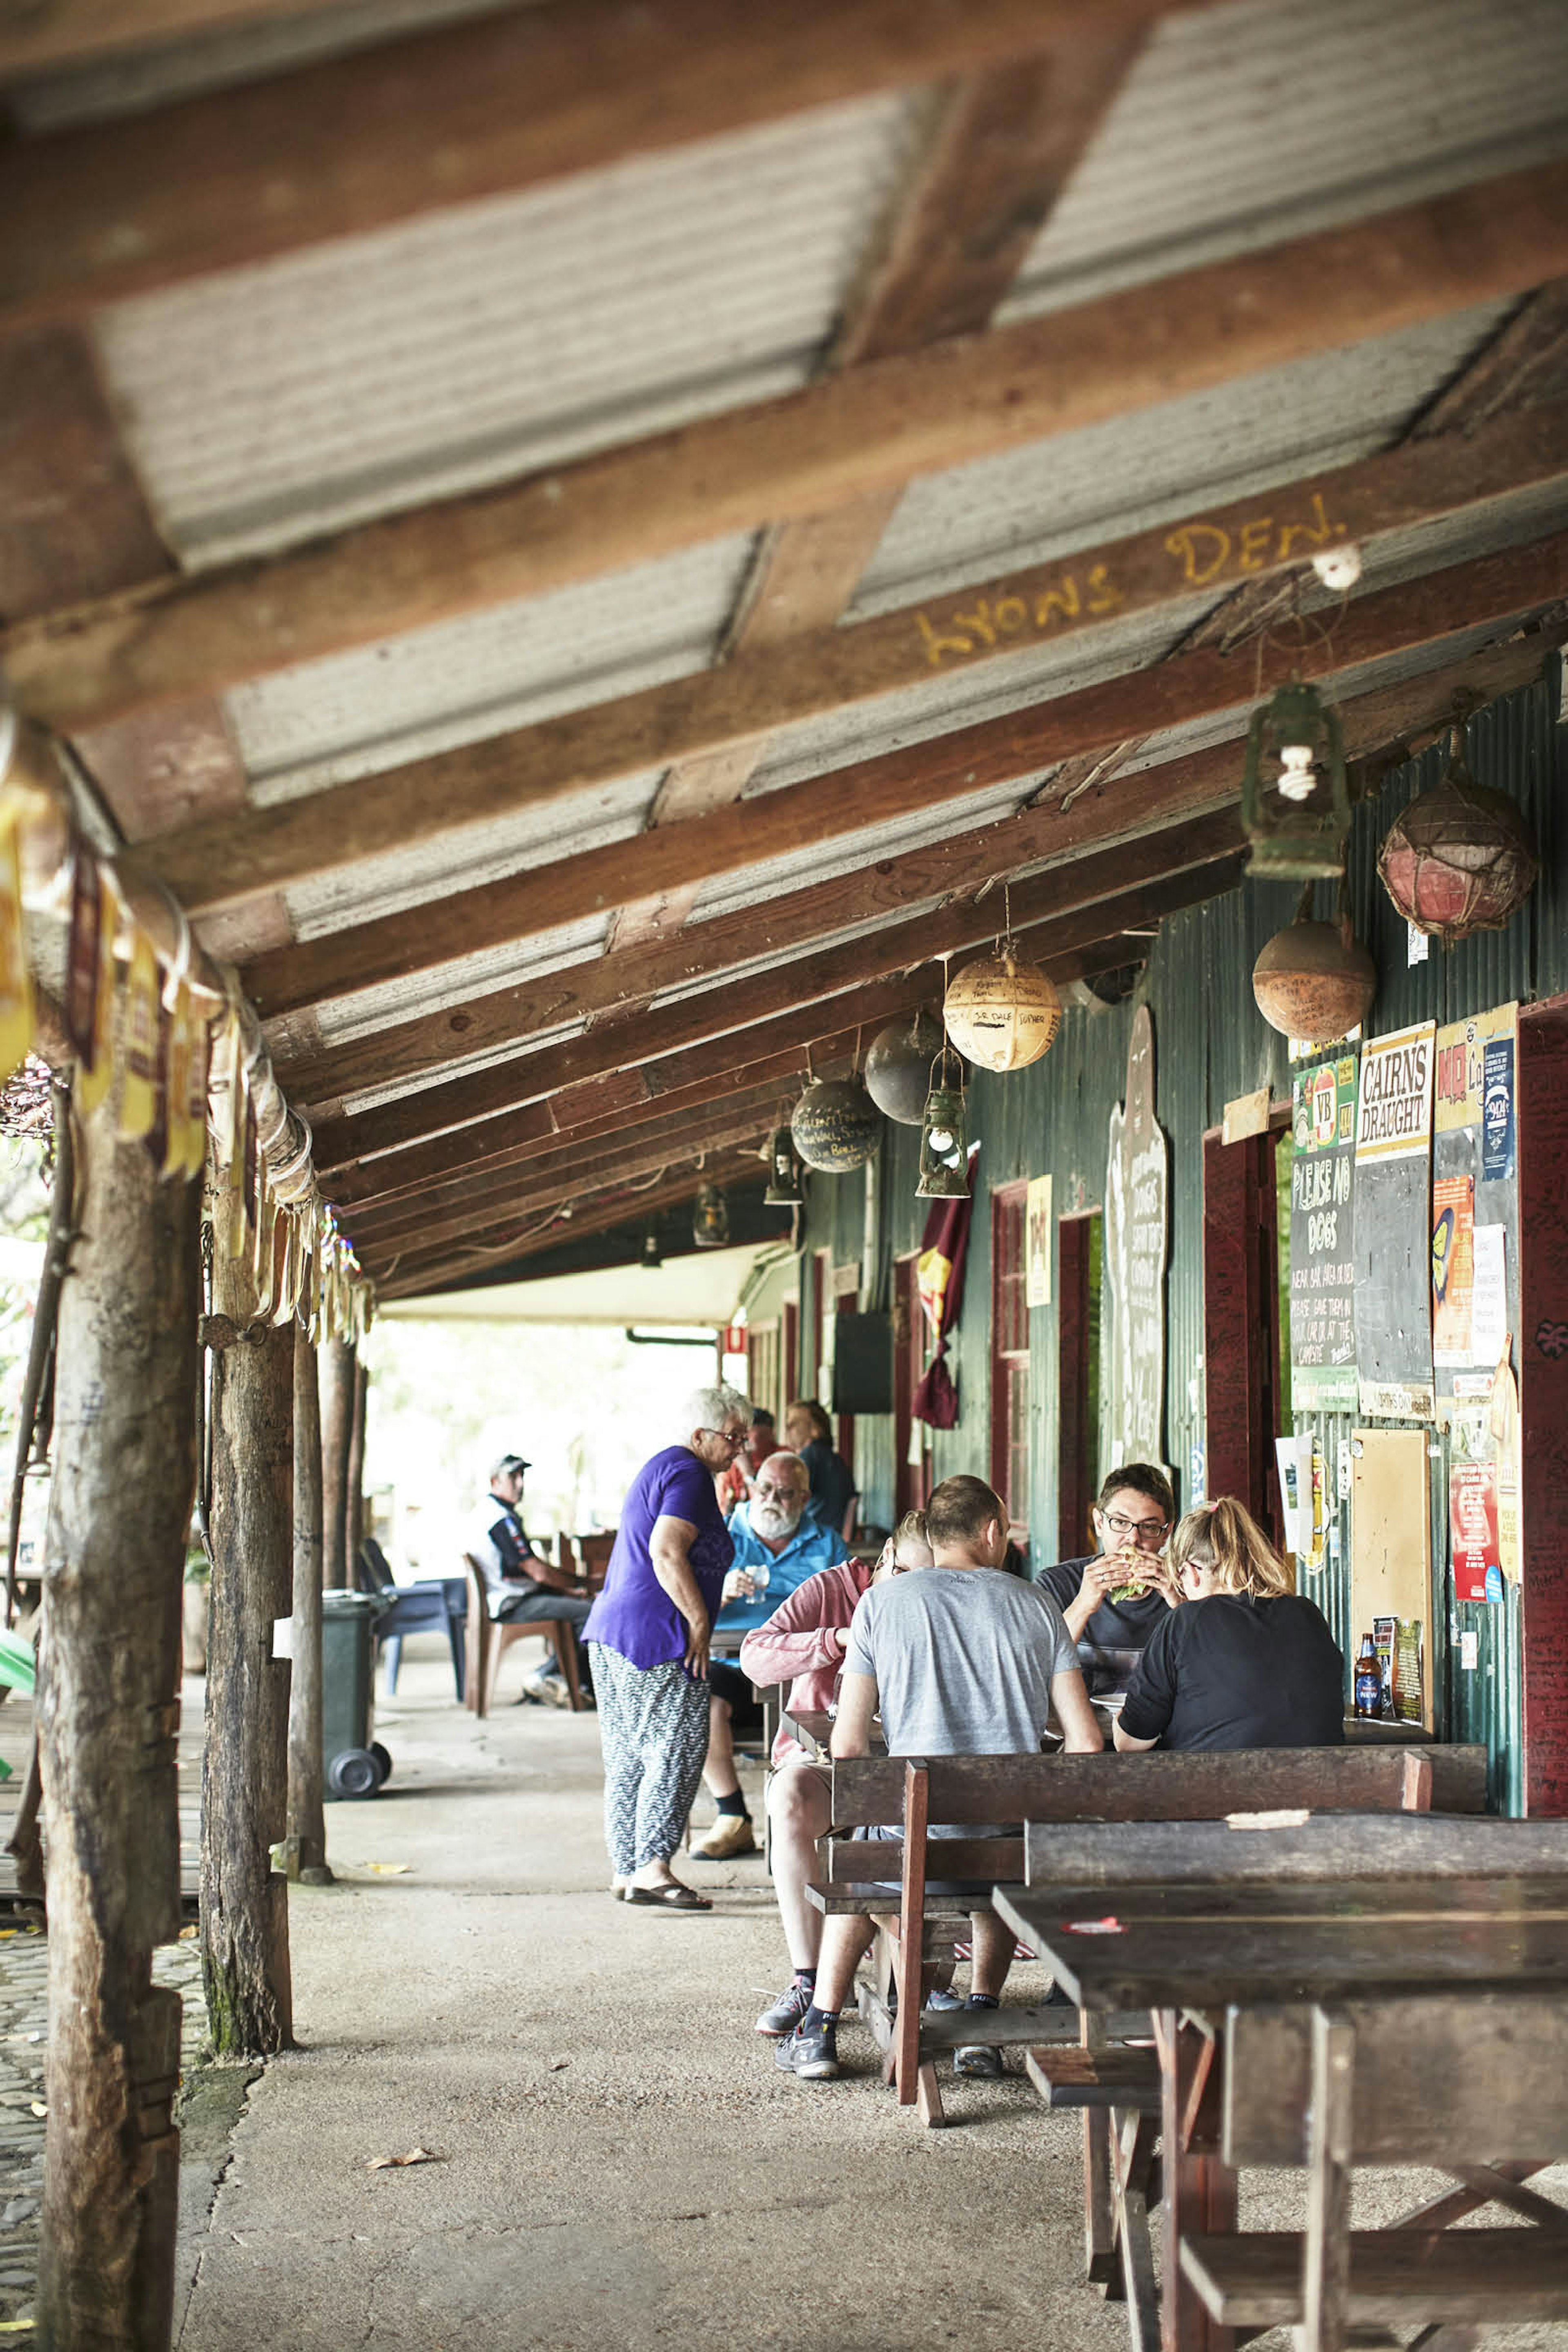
[994,1876,1568,2011]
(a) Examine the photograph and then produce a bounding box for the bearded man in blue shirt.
[689,1451,850,1861]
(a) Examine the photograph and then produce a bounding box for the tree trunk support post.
[283,1325,330,1884]
[318,1337,355,1590]
[36,1096,201,2350]
[200,1189,295,2056]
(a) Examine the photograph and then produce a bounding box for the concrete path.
[173,1648,1568,2352]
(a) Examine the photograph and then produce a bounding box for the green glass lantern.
[916,1052,970,1200]
[692,1182,728,1250]
[1241,681,1351,879]
[763,1125,804,1207]
[639,1225,663,1270]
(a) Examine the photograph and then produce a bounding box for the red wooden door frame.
[1057,1210,1098,1558]
[1519,994,1568,1815]
[1202,1119,1285,1545]
[990,1182,1030,1541]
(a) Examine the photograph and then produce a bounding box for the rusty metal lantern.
[763,1124,804,1207]
[943,943,1060,1073]
[692,1182,728,1249]
[1376,739,1538,945]
[1241,680,1352,879]
[790,1074,881,1174]
[1253,907,1376,1044]
[916,1049,970,1200]
[865,1009,949,1125]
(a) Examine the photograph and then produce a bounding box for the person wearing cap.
[464,1453,592,1706]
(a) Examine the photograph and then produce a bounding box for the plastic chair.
[462,1555,584,1717]
[357,1542,467,1701]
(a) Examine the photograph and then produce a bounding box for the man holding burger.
[1037,1464,1180,1698]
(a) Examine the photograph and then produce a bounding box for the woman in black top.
[783,1399,857,1541]
[1113,1497,1345,1753]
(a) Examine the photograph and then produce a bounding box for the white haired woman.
[1113,1497,1345,1753]
[584,1383,751,1907]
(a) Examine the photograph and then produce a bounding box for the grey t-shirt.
[842,1566,1080,1755]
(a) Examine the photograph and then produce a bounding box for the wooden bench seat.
[1025,2045,1163,2112]
[1179,2228,1568,2328]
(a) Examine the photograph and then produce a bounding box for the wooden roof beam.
[11,162,1568,747]
[288,803,1247,1113]
[158,401,1568,956]
[0,0,1174,314]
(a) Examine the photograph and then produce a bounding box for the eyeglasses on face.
[1100,1510,1169,1541]
[755,1479,804,1499]
[703,1425,749,1448]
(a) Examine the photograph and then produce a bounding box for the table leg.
[1114,2107,1160,2351]
[1084,2009,1118,2286]
[1159,2010,1236,2352]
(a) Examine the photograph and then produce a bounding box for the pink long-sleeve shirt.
[738,1557,875,1765]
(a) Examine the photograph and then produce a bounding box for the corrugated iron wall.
[803,656,1564,1811]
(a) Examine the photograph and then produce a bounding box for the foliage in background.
[362,1320,723,1573]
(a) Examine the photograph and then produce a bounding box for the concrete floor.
[173,1644,1568,2352]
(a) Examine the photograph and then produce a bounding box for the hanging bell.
[1241,681,1351,879]
[916,1055,971,1200]
[763,1124,804,1207]
[692,1181,729,1250]
[639,1225,663,1270]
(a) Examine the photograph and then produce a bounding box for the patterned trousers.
[589,1644,710,1875]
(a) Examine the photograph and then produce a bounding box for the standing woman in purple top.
[585,1384,750,1908]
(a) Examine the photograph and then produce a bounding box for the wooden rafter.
[610,28,1149,958]
[0,0,1176,320]
[287,812,1252,1112]
[121,423,1568,936]
[11,161,1568,744]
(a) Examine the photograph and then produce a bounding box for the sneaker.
[926,1985,964,2012]
[689,1812,756,1861]
[774,2022,840,2081]
[953,2043,1006,2079]
[755,1980,814,2038]
[525,1667,571,1711]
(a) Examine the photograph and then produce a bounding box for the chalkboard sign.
[1353,1020,1435,1421]
[1289,1050,1358,1412]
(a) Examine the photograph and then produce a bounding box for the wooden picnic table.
[994,1861,1568,2352]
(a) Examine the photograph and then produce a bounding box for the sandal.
[623,1882,712,1910]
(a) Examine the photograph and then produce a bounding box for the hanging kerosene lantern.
[1241,680,1352,879]
[916,1047,971,1199]
[763,1123,804,1207]
[692,1181,728,1249]
[639,1225,663,1270]
[1376,732,1538,945]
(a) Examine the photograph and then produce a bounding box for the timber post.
[200,1189,294,2054]
[283,1326,330,1884]
[318,1337,355,1589]
[36,1095,201,2352]
[345,1355,368,1577]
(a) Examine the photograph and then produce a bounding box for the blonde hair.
[1168,1497,1293,1599]
[893,1509,929,1552]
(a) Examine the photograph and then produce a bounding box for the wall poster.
[1353,1020,1435,1420]
[1025,1173,1053,1309]
[1289,1049,1358,1412]
[1433,1002,1521,1592]
[1102,1004,1167,1471]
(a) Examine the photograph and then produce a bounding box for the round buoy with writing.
[791,1075,882,1173]
[943,950,1060,1073]
[1252,918,1376,1044]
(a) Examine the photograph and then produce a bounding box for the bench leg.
[1301,2006,1354,2352]
[1159,2010,1236,2352]
[1084,2008,1118,2286]
[1114,2108,1161,2352]
[916,2062,944,2128]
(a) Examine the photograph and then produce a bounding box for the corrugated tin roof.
[92,92,927,564]
[306,915,613,1046]
[238,530,758,800]
[851,306,1517,615]
[997,0,1568,322]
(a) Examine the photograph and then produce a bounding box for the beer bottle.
[1354,1633,1380,1718]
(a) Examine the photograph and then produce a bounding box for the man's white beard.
[752,1500,803,1541]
